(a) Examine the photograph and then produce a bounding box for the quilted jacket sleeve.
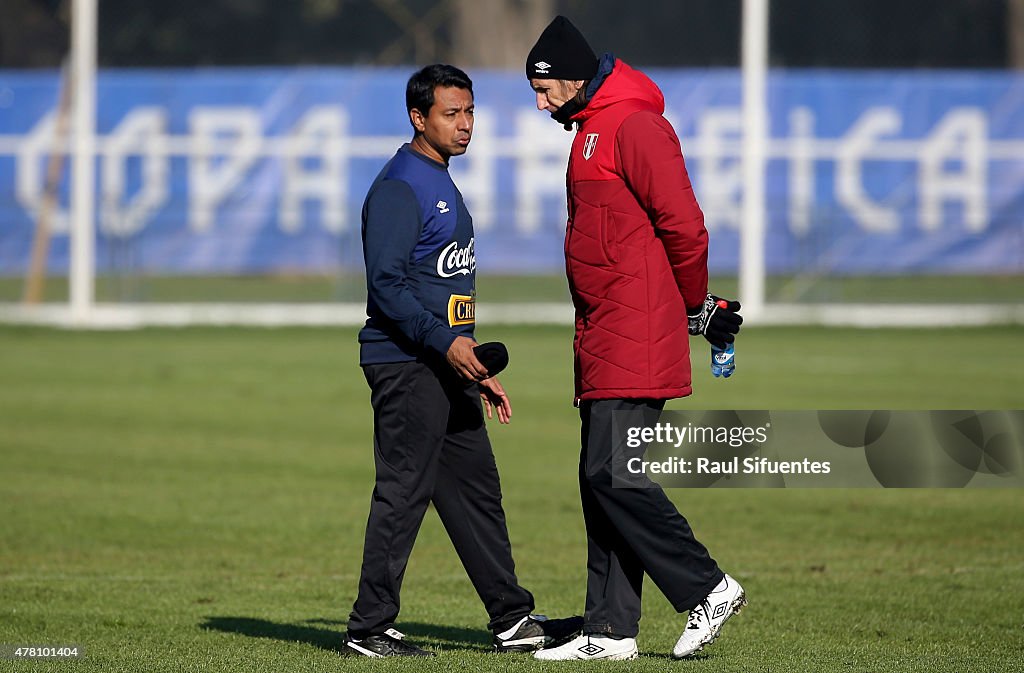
[615,110,709,313]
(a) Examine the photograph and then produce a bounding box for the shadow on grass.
[200,616,491,654]
[392,622,491,652]
[200,617,346,653]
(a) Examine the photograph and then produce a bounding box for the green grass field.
[2,324,1023,672]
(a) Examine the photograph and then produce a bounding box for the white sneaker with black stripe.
[672,573,747,659]
[533,634,638,661]
[492,614,584,652]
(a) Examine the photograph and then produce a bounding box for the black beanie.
[526,16,598,80]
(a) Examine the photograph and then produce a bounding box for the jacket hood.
[573,56,665,122]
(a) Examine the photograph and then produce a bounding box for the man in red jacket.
[524,16,747,661]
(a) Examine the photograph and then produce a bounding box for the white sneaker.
[672,573,747,659]
[533,634,638,661]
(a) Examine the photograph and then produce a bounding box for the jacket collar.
[551,52,617,130]
[571,56,665,124]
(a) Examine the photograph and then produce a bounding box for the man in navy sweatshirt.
[345,64,581,658]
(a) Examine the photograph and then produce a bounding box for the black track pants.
[579,399,723,638]
[347,361,534,639]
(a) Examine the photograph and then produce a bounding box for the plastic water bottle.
[711,342,735,378]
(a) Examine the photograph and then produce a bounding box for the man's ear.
[409,108,426,133]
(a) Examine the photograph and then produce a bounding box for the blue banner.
[0,67,1021,275]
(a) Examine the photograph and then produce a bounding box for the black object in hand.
[687,293,743,349]
[473,342,509,377]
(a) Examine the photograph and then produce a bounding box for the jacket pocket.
[567,202,616,268]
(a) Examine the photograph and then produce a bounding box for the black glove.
[688,293,743,348]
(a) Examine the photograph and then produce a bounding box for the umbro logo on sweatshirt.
[436,200,450,214]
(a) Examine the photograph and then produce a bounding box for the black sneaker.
[345,628,435,657]
[493,614,585,653]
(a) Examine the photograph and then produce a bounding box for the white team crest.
[583,133,599,160]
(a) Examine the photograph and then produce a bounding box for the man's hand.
[446,335,490,381]
[479,377,512,424]
[688,292,743,348]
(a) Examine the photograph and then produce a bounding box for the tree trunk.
[449,0,556,69]
[1011,0,1024,69]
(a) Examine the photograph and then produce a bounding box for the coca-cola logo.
[436,238,475,278]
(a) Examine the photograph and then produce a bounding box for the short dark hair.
[406,64,474,121]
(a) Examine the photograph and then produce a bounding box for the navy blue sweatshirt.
[359,144,476,365]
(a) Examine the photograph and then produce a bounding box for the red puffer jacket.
[565,59,709,402]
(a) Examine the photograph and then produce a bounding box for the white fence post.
[740,0,768,320]
[70,0,98,324]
